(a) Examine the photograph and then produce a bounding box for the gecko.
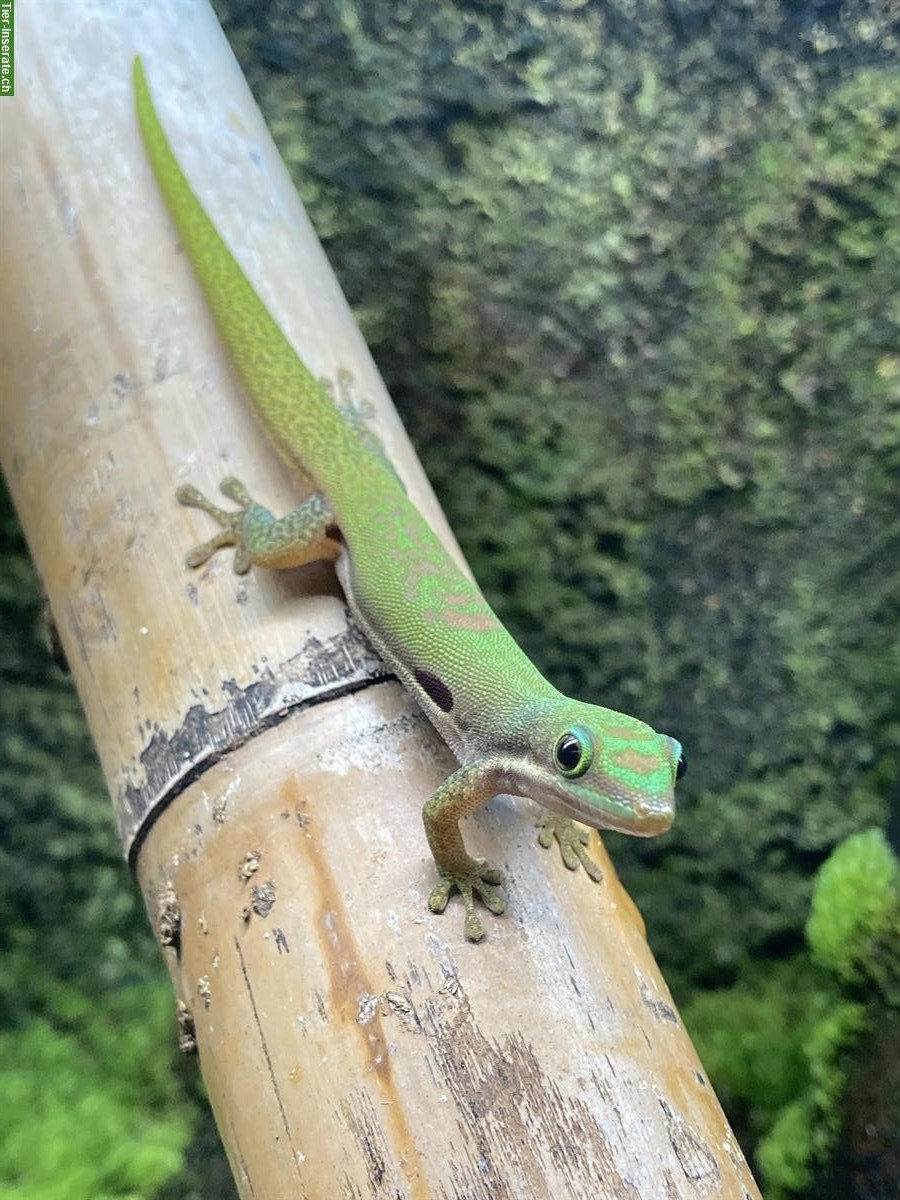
[133,57,686,942]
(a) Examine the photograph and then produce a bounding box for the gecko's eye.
[554,728,593,778]
[668,737,687,781]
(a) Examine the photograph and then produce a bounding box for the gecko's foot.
[428,861,506,942]
[176,477,256,573]
[537,813,604,883]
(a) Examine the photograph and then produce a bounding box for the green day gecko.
[133,58,686,942]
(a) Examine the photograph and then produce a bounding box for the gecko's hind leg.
[176,476,341,574]
[324,369,405,488]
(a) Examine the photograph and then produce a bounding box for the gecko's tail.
[132,57,341,465]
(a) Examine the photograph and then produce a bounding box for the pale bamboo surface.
[0,3,762,1198]
[0,0,459,851]
[140,685,760,1198]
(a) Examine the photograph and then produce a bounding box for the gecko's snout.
[630,797,676,836]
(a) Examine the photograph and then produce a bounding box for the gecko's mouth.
[604,804,675,837]
[556,791,675,837]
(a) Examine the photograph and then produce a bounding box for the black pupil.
[676,753,687,781]
[556,734,583,771]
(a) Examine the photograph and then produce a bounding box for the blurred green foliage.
[0,485,214,1199]
[807,828,900,996]
[687,830,900,1197]
[0,979,192,1200]
[2,1,899,1196]
[758,1001,869,1197]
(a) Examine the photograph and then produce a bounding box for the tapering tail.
[132,56,346,473]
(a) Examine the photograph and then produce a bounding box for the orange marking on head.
[614,748,662,776]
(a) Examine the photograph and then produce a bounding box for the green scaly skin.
[133,58,685,942]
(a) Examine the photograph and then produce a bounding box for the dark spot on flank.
[414,669,453,712]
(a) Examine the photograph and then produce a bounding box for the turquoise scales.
[134,58,686,941]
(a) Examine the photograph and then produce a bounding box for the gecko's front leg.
[423,759,509,942]
[176,476,341,573]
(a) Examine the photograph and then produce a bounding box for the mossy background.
[2,1,899,1197]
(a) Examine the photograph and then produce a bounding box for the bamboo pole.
[0,4,762,1197]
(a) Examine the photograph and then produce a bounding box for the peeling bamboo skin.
[139,682,759,1199]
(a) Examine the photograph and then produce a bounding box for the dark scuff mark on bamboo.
[639,976,679,1025]
[404,983,641,1199]
[659,1098,720,1184]
[176,1000,196,1055]
[340,1090,391,1194]
[156,878,181,952]
[233,935,306,1188]
[251,880,277,917]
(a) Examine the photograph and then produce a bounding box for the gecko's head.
[525,702,684,837]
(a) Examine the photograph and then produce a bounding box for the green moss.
[686,830,899,1197]
[683,959,827,1138]
[806,828,900,992]
[757,1101,816,1197]
[684,950,875,1199]
[0,979,193,1200]
[757,1002,869,1199]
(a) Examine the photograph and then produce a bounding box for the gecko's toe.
[537,813,604,883]
[463,908,486,943]
[233,546,253,574]
[176,484,209,508]
[184,529,238,569]
[428,878,453,915]
[479,866,505,887]
[220,476,254,506]
[428,862,507,942]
